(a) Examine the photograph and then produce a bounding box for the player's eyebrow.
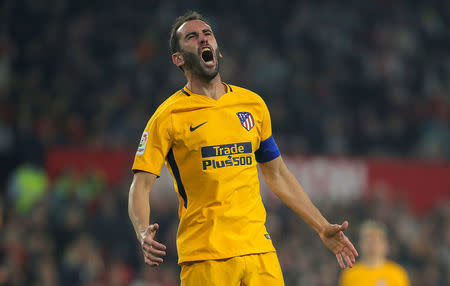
[184,29,213,40]
[184,31,198,39]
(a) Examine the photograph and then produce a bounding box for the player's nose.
[199,34,208,44]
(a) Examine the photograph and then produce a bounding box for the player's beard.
[180,48,221,82]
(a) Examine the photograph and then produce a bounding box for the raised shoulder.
[342,261,363,273]
[385,261,408,272]
[151,90,186,119]
[229,85,266,105]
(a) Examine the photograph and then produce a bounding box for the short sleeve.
[132,110,172,177]
[260,99,272,141]
[254,99,280,163]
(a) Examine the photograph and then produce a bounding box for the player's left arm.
[259,156,359,269]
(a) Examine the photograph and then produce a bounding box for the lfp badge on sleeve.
[136,131,149,155]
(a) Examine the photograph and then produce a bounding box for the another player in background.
[339,221,410,286]
[128,11,358,285]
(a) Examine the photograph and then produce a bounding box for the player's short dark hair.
[169,11,207,54]
[360,220,387,241]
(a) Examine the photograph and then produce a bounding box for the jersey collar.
[180,82,233,97]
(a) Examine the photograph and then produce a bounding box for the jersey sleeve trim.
[131,164,161,177]
[255,135,281,163]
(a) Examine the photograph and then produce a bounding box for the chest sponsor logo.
[136,131,149,155]
[237,112,255,131]
[201,142,253,170]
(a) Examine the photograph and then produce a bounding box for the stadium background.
[0,0,449,285]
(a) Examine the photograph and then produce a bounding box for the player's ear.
[219,51,223,59]
[172,52,184,68]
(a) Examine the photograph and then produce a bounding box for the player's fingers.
[342,234,359,257]
[143,250,164,263]
[339,221,349,232]
[329,224,341,235]
[144,257,159,267]
[149,223,159,232]
[142,245,166,256]
[148,254,164,263]
[144,256,157,266]
[142,237,166,249]
[349,242,359,257]
[345,245,356,263]
[336,253,345,269]
[342,251,353,268]
[142,244,152,255]
[147,246,166,256]
[343,247,355,263]
[142,224,158,239]
[142,235,155,245]
[142,224,160,243]
[149,240,167,251]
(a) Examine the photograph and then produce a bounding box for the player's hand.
[140,223,167,267]
[319,221,358,269]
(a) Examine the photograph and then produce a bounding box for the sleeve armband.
[255,135,281,163]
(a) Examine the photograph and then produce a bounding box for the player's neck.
[186,74,226,100]
[362,256,386,267]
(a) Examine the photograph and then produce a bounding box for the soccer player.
[128,11,358,285]
[339,221,410,286]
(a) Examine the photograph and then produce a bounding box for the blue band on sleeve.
[255,135,281,163]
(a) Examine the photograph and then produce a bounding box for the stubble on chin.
[180,49,221,81]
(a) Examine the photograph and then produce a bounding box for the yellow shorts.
[180,252,284,286]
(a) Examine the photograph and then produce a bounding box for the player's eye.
[186,34,196,40]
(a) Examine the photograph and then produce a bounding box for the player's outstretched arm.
[128,171,167,267]
[259,156,358,268]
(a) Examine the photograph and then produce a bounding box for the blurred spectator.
[7,162,48,214]
[0,198,3,230]
[339,220,410,286]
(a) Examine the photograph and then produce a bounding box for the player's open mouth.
[200,47,215,67]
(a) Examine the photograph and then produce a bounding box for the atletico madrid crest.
[236,112,255,131]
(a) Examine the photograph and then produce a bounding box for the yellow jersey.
[339,260,410,286]
[132,83,281,264]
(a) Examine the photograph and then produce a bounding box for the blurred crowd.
[0,165,449,286]
[0,0,449,285]
[0,0,449,165]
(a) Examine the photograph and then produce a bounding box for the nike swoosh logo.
[190,121,207,132]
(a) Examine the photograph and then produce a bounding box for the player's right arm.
[128,171,167,266]
[128,100,174,267]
